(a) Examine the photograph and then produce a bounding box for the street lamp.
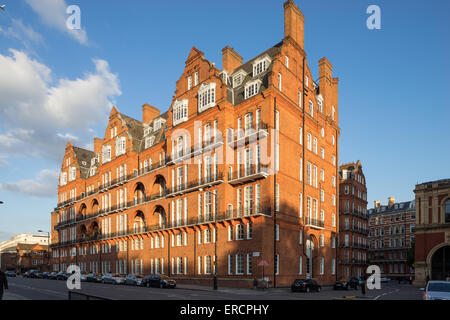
[37,230,50,269]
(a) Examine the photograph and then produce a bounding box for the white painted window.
[198,83,216,113]
[173,99,189,126]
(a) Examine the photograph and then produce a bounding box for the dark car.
[86,273,102,283]
[291,278,322,293]
[56,271,69,280]
[5,271,16,277]
[333,277,360,290]
[125,274,144,286]
[23,271,31,278]
[42,272,50,279]
[142,274,176,288]
[48,272,58,280]
[29,270,43,279]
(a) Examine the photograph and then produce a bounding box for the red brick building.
[338,161,368,278]
[50,0,340,287]
[15,243,50,273]
[413,179,450,286]
[368,198,415,280]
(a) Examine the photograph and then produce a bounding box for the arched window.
[445,199,450,223]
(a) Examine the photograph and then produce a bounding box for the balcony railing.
[229,123,269,149]
[56,163,166,209]
[228,165,270,186]
[167,139,224,165]
[166,173,224,197]
[304,217,324,229]
[50,206,273,248]
[339,227,369,235]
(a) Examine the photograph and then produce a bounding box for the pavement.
[2,277,423,300]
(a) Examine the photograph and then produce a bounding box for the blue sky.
[0,0,449,242]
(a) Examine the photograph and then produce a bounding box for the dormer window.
[232,70,246,88]
[173,99,189,126]
[198,82,216,113]
[153,118,164,131]
[90,167,96,177]
[253,55,271,76]
[244,80,261,99]
[145,136,155,149]
[221,71,228,85]
[144,127,150,136]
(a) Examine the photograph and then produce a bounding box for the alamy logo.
[66,265,81,290]
[366,5,381,30]
[66,5,81,30]
[366,265,381,290]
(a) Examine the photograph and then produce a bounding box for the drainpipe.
[273,97,277,288]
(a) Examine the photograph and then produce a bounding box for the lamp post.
[37,230,50,270]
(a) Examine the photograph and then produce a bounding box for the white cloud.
[0,49,121,162]
[25,0,88,45]
[0,169,59,198]
[0,19,44,46]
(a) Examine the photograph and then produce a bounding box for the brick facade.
[50,0,340,287]
[413,179,450,286]
[338,161,369,278]
[368,198,415,280]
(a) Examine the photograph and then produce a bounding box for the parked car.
[142,274,176,288]
[5,271,16,277]
[125,274,144,286]
[29,270,43,279]
[56,271,69,280]
[87,273,102,283]
[42,272,50,279]
[80,273,87,282]
[422,281,450,300]
[291,278,322,293]
[23,271,31,278]
[333,277,360,290]
[48,272,58,280]
[102,273,125,285]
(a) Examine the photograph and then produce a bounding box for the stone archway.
[429,244,450,280]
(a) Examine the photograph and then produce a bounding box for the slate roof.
[72,146,97,179]
[227,42,283,106]
[368,201,415,216]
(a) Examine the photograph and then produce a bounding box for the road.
[2,277,423,300]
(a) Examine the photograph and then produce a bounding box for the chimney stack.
[222,46,243,73]
[94,138,103,154]
[388,197,396,208]
[284,0,305,49]
[142,104,160,125]
[374,200,380,208]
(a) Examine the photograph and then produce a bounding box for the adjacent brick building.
[50,0,340,287]
[338,161,368,278]
[368,198,415,280]
[413,179,450,286]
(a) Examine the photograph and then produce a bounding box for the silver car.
[101,273,123,285]
[422,281,450,300]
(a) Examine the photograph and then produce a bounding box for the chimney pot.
[142,104,160,125]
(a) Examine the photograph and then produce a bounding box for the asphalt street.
[2,277,423,300]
